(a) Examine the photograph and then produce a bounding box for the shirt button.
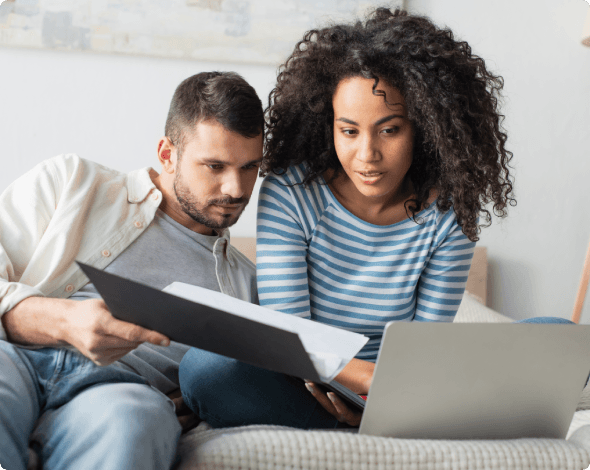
[134,221,143,229]
[65,284,74,293]
[102,249,111,257]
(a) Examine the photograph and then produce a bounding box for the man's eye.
[243,163,260,170]
[208,164,224,170]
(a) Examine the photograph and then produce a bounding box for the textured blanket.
[175,411,590,470]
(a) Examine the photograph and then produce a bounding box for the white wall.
[0,46,276,238]
[1,0,589,322]
[410,0,590,322]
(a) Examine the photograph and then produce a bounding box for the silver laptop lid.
[359,323,590,440]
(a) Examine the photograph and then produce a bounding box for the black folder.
[78,262,322,382]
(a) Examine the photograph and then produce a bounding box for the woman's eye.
[382,127,400,134]
[342,129,357,136]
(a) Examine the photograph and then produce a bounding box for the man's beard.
[173,170,248,230]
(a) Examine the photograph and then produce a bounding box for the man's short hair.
[165,71,264,155]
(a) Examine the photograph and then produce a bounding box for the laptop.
[355,322,590,439]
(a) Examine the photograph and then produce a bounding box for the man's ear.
[157,137,178,174]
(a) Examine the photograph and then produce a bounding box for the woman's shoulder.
[259,164,331,226]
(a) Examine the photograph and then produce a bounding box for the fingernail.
[305,383,315,394]
[327,393,337,403]
[160,339,169,346]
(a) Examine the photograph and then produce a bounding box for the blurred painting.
[0,0,403,65]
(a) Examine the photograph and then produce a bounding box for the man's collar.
[216,228,230,240]
[126,167,158,204]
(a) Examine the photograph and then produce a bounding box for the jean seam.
[31,349,65,460]
[46,348,67,391]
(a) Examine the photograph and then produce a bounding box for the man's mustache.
[209,197,249,205]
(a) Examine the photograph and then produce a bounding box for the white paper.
[163,282,368,382]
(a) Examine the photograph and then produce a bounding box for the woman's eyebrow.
[335,113,405,126]
[374,114,404,126]
[335,117,359,125]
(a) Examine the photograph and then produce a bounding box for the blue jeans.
[179,348,341,429]
[179,317,576,430]
[0,341,181,470]
[517,317,574,324]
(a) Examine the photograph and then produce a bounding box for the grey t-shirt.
[71,209,224,393]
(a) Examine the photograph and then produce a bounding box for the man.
[0,71,264,470]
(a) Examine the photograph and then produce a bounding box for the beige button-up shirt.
[0,154,256,341]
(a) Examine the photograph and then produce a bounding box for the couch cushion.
[176,418,590,470]
[454,291,512,323]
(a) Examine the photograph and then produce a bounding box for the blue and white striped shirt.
[256,165,476,361]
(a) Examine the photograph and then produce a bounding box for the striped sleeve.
[414,210,476,322]
[256,173,312,318]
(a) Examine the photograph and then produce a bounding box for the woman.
[179,7,516,429]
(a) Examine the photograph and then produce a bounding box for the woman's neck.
[325,169,416,226]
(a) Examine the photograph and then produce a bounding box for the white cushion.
[454,291,512,323]
[176,419,590,470]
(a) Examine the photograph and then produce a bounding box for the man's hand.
[62,299,170,365]
[167,388,201,433]
[305,381,362,426]
[3,296,169,366]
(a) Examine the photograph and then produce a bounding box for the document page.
[164,282,368,382]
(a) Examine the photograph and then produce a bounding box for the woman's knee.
[516,316,575,324]
[179,348,289,426]
[179,348,242,413]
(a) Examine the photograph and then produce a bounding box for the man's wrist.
[3,297,75,346]
[53,299,75,345]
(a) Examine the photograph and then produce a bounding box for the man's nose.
[221,171,246,199]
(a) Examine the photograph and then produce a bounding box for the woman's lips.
[356,171,384,184]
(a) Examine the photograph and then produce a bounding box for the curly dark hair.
[262,8,515,242]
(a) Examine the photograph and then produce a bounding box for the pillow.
[454,292,512,323]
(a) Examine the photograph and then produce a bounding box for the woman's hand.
[333,358,375,395]
[305,381,362,427]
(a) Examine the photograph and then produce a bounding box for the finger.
[327,392,347,421]
[167,388,182,400]
[172,397,192,415]
[89,334,143,350]
[104,317,170,346]
[304,382,340,419]
[327,392,362,426]
[178,413,200,432]
[89,347,140,366]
